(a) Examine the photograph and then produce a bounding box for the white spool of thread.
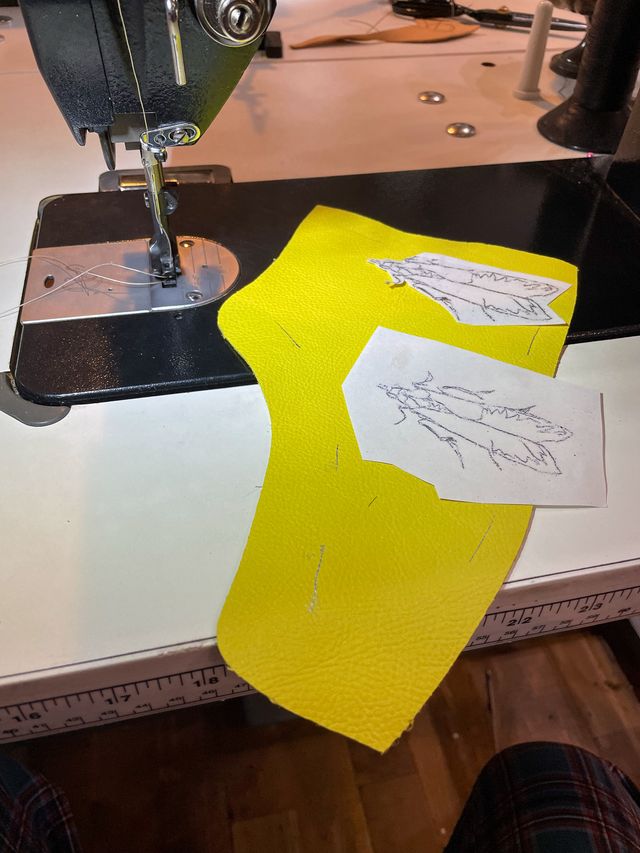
[514,1,554,100]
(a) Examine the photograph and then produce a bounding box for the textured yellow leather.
[217,206,577,751]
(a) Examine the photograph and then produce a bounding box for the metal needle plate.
[21,236,240,323]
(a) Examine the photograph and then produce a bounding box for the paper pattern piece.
[344,328,605,507]
[217,205,577,751]
[370,253,571,325]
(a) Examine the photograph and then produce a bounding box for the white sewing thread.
[0,257,163,320]
[115,0,150,136]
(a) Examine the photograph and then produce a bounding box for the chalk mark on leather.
[469,518,494,562]
[275,320,301,349]
[335,445,339,469]
[527,328,540,356]
[368,496,378,508]
[308,545,326,614]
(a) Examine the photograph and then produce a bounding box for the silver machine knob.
[194,0,274,47]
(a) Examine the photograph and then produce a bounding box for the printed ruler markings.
[2,587,640,742]
[0,664,252,742]
[468,586,640,649]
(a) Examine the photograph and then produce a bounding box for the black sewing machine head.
[20,0,275,169]
[19,0,275,290]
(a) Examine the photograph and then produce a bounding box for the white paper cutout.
[369,253,572,325]
[343,328,606,506]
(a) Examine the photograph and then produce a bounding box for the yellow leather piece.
[217,206,577,751]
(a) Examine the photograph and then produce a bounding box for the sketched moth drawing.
[369,254,566,325]
[379,375,573,475]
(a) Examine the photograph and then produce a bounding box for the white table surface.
[2,1,637,687]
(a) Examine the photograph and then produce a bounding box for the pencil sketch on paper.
[342,327,606,506]
[368,253,571,326]
[378,375,573,476]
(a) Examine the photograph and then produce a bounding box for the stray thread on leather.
[469,518,495,562]
[308,545,326,614]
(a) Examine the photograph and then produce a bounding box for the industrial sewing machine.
[4,0,640,427]
[5,0,276,423]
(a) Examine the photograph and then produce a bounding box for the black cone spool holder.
[539,0,640,152]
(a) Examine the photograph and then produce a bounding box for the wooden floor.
[5,630,640,853]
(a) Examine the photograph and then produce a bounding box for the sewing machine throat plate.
[22,238,239,323]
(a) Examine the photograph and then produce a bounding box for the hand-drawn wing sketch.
[379,376,573,475]
[369,253,572,326]
[342,328,606,506]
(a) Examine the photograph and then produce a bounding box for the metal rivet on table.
[446,122,476,138]
[418,91,446,104]
[0,16,12,25]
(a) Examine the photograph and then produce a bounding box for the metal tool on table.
[392,0,586,31]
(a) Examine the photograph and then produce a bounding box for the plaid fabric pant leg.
[445,741,640,853]
[0,753,81,852]
[445,743,640,853]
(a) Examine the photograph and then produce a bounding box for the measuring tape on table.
[2,575,640,742]
[468,583,640,648]
[0,663,252,744]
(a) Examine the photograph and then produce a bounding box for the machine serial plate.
[21,236,239,323]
